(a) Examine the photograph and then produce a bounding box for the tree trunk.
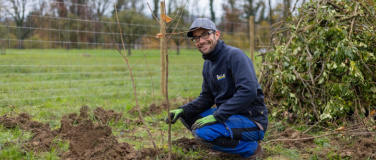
[210,0,215,22]
[153,0,159,17]
[268,0,273,25]
[177,45,180,55]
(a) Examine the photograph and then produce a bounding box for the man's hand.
[191,115,217,130]
[165,108,184,124]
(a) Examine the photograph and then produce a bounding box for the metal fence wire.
[0,0,271,107]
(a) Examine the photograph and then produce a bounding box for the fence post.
[160,1,167,97]
[249,16,254,62]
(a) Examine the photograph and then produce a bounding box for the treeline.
[0,0,301,53]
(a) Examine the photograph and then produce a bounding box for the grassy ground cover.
[0,48,261,159]
[2,49,373,159]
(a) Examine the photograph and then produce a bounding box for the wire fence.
[0,0,271,107]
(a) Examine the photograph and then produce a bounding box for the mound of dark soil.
[335,136,376,159]
[0,113,58,151]
[147,103,167,114]
[0,106,166,160]
[172,137,207,152]
[94,107,123,124]
[267,126,376,159]
[278,128,316,149]
[58,106,135,159]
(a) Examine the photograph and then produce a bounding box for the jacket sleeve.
[179,63,214,117]
[212,50,258,123]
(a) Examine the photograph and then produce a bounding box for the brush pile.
[260,0,376,124]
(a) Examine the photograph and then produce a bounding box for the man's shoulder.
[222,44,245,56]
[222,45,248,61]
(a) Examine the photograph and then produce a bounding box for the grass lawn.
[2,48,370,160]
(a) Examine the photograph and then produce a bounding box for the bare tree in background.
[209,0,215,22]
[153,0,159,17]
[283,0,291,19]
[113,0,125,14]
[168,4,188,55]
[54,0,68,18]
[222,0,241,34]
[243,0,266,23]
[4,0,28,48]
[92,0,111,18]
[268,0,273,25]
[130,0,139,10]
[113,0,143,13]
[70,0,90,18]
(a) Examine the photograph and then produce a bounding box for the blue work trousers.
[180,108,265,158]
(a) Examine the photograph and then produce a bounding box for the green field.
[0,49,266,159]
[0,49,204,108]
[0,49,262,109]
[1,49,373,160]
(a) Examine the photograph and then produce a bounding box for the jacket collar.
[202,40,225,61]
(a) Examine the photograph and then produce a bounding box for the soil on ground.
[0,106,172,159]
[266,125,376,159]
[93,107,123,124]
[1,105,375,159]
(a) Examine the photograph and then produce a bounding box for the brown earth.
[277,128,316,149]
[0,106,170,160]
[0,113,58,152]
[93,107,123,124]
[1,105,375,159]
[267,126,376,159]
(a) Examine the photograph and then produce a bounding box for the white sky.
[3,0,300,22]
[143,0,295,21]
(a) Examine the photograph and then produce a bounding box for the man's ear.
[215,30,220,40]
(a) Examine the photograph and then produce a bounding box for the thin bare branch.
[147,2,161,26]
[113,4,157,150]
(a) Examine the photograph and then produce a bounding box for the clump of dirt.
[147,103,167,114]
[172,137,207,152]
[58,106,136,159]
[274,128,316,149]
[334,136,376,159]
[94,107,123,124]
[0,113,43,130]
[0,113,58,151]
[0,106,168,160]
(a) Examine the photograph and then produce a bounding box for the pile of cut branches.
[260,0,376,124]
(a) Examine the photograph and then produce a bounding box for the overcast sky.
[2,0,301,22]
[143,0,296,21]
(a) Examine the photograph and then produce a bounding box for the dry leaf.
[335,126,345,131]
[156,33,163,38]
[161,14,173,23]
[370,110,375,116]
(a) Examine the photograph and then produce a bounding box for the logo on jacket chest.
[216,74,226,81]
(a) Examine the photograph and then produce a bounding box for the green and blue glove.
[165,108,184,124]
[191,115,217,130]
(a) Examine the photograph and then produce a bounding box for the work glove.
[191,115,217,130]
[165,108,184,124]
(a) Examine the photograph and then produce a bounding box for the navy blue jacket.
[180,40,268,130]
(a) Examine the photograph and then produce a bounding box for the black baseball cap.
[187,18,217,37]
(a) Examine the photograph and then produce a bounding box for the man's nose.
[198,37,206,43]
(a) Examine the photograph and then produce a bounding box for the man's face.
[192,28,220,55]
